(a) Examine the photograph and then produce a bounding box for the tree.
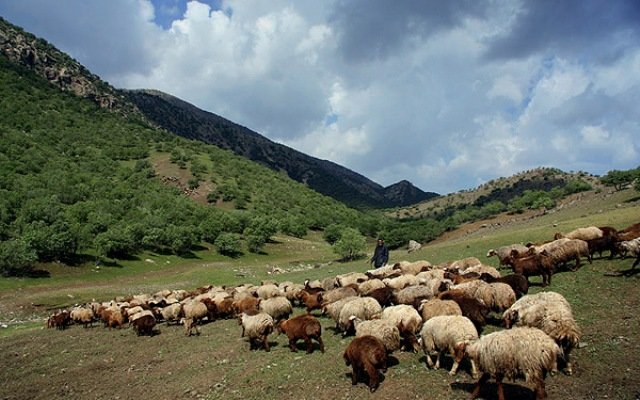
[601,169,638,191]
[0,239,37,276]
[323,223,344,245]
[333,228,366,261]
[215,233,242,256]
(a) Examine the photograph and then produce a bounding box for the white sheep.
[357,278,386,295]
[502,291,580,375]
[239,312,274,351]
[182,300,208,336]
[353,318,401,353]
[381,304,423,352]
[393,260,432,275]
[419,315,479,377]
[323,296,359,327]
[463,264,501,279]
[554,226,603,241]
[394,285,434,306]
[319,286,358,305]
[335,271,369,287]
[465,326,561,400]
[70,306,94,328]
[473,282,516,313]
[383,274,418,290]
[258,296,293,322]
[160,303,183,325]
[338,297,383,335]
[256,283,284,300]
[486,244,529,267]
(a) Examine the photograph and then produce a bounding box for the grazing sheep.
[323,296,359,328]
[437,290,490,333]
[357,278,386,295]
[479,273,529,299]
[276,314,324,354]
[394,285,434,306]
[335,272,369,287]
[70,306,94,328]
[418,298,462,322]
[100,307,125,329]
[447,257,482,271]
[239,312,274,352]
[256,283,284,300]
[365,264,401,280]
[160,303,183,325]
[618,237,640,267]
[472,282,516,314]
[554,226,603,241]
[298,290,324,314]
[259,296,293,322]
[47,310,71,330]
[466,327,561,400]
[232,296,260,316]
[487,244,530,267]
[464,264,501,279]
[319,287,358,306]
[503,291,580,375]
[182,300,208,336]
[416,269,446,281]
[381,304,423,352]
[281,282,305,306]
[354,318,401,353]
[130,310,156,336]
[338,297,383,335]
[505,250,554,286]
[365,286,395,307]
[343,335,388,392]
[419,315,479,377]
[539,239,591,271]
[392,260,432,275]
[383,274,418,290]
[586,235,619,259]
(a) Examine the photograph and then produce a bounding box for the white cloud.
[1,0,639,195]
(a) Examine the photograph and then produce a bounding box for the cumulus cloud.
[1,0,638,194]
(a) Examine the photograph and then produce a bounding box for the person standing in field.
[370,238,389,269]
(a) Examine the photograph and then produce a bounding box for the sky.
[1,0,639,195]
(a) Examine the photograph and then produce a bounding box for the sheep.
[70,306,94,328]
[472,282,516,314]
[446,257,482,271]
[298,290,324,314]
[335,271,369,287]
[343,335,388,392]
[47,310,71,330]
[130,310,156,336]
[418,298,462,322]
[256,283,284,300]
[618,237,640,267]
[159,303,183,325]
[554,226,603,241]
[463,264,501,279]
[323,296,359,328]
[357,278,386,295]
[437,290,490,333]
[383,274,418,290]
[380,304,423,352]
[238,312,274,352]
[338,297,383,335]
[318,286,358,306]
[419,315,479,377]
[533,239,591,272]
[503,291,581,375]
[365,264,401,279]
[416,269,446,281]
[393,285,434,307]
[479,272,529,299]
[281,282,305,306]
[276,314,324,354]
[486,244,530,267]
[100,307,125,329]
[365,286,394,307]
[466,327,561,400]
[586,235,619,259]
[354,318,401,353]
[259,296,293,322]
[617,222,640,242]
[505,249,554,286]
[182,300,208,336]
[392,260,432,275]
[213,297,235,319]
[232,296,260,316]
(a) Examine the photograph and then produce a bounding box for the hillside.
[125,89,438,208]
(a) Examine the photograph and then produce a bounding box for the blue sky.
[1,1,639,194]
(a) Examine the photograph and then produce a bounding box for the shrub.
[215,233,242,256]
[333,227,366,261]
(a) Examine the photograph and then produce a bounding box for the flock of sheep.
[45,222,640,400]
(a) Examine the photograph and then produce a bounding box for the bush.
[215,233,242,256]
[323,223,344,245]
[0,239,37,276]
[333,228,366,261]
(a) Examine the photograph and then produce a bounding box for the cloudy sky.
[2,1,639,194]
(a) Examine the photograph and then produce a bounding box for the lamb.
[353,318,401,353]
[479,272,529,299]
[276,314,324,354]
[586,235,619,259]
[418,298,462,322]
[130,310,156,336]
[503,291,581,375]
[238,312,274,352]
[554,226,603,241]
[486,244,530,267]
[381,304,423,352]
[70,306,94,328]
[338,297,383,335]
[466,327,561,400]
[343,335,388,392]
[259,296,293,322]
[419,315,479,377]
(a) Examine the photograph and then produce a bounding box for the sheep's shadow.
[451,380,539,399]
[604,266,640,277]
[416,354,477,378]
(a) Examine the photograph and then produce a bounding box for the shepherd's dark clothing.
[371,243,389,268]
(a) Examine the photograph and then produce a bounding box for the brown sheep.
[437,289,490,334]
[276,314,325,354]
[131,311,156,336]
[343,335,388,392]
[232,296,260,316]
[100,307,125,329]
[506,249,554,286]
[298,290,324,314]
[366,286,394,307]
[47,311,71,330]
[479,273,529,299]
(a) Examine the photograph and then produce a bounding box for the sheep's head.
[486,249,496,257]
[502,309,518,328]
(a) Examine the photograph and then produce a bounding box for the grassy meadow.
[0,189,639,400]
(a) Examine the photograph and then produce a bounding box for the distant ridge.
[125,89,439,208]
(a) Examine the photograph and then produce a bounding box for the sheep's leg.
[425,352,435,369]
[317,336,325,353]
[471,373,490,399]
[263,335,270,352]
[532,377,547,400]
[434,350,441,369]
[289,338,298,352]
[350,365,359,385]
[495,374,506,400]
[364,363,379,392]
[632,255,640,269]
